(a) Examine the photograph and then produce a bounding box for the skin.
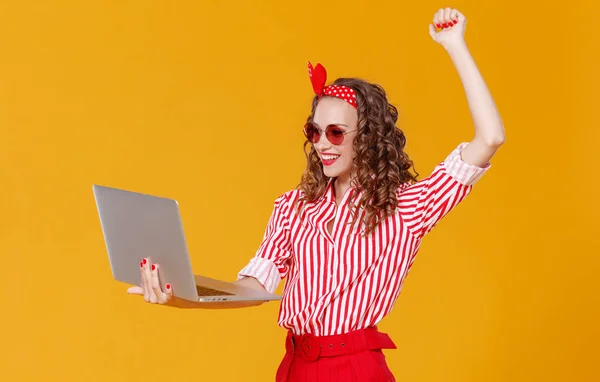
[428,8,506,164]
[310,96,359,205]
[127,6,505,309]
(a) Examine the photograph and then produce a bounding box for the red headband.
[307,62,357,109]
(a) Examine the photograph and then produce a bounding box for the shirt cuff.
[443,142,491,186]
[237,257,282,294]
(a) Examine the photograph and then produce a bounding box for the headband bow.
[307,61,357,109]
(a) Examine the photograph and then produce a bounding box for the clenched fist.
[429,7,467,49]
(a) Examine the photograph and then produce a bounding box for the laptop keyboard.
[196,285,234,297]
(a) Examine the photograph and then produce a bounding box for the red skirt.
[275,327,397,382]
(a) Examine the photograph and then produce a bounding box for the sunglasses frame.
[303,122,357,145]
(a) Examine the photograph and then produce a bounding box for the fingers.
[436,9,446,28]
[450,9,460,21]
[433,9,442,29]
[144,258,158,303]
[434,7,460,30]
[443,8,452,23]
[165,282,173,301]
[150,264,169,304]
[127,286,144,295]
[428,23,437,38]
[135,257,172,305]
[141,258,151,302]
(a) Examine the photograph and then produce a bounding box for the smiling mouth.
[321,154,340,166]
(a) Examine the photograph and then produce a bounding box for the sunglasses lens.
[326,126,345,145]
[304,123,321,143]
[305,123,349,145]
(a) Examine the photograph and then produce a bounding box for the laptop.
[92,184,282,303]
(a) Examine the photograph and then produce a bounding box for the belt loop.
[365,327,397,350]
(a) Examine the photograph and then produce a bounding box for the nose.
[314,132,332,151]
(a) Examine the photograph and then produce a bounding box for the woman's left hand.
[429,7,467,49]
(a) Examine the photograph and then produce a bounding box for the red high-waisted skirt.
[275,326,397,382]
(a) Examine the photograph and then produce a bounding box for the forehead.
[313,96,358,126]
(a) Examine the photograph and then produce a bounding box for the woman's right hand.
[126,257,266,309]
[127,257,174,305]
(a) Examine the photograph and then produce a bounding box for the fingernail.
[140,261,143,268]
[166,283,171,290]
[453,19,458,24]
[436,23,441,28]
[142,258,147,265]
[151,264,156,271]
[442,23,448,28]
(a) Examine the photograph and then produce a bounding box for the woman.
[129,7,505,381]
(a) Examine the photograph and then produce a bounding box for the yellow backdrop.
[1,1,598,381]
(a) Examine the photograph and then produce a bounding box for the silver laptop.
[92,184,281,303]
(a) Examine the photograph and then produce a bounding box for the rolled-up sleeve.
[237,193,293,293]
[398,142,491,239]
[443,142,491,186]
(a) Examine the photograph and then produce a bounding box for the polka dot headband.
[307,62,357,109]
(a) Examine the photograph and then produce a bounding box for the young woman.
[129,7,505,381]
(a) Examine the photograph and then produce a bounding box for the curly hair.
[297,77,419,237]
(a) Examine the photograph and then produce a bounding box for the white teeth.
[322,155,340,160]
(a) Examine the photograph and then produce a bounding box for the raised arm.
[429,7,505,167]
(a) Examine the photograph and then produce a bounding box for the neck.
[333,174,352,203]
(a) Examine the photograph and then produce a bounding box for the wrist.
[444,39,469,56]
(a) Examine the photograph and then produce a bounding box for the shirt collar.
[321,177,362,205]
[323,178,335,204]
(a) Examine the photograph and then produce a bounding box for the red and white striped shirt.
[238,142,490,336]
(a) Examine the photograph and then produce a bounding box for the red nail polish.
[143,258,147,265]
[152,264,156,271]
[436,23,441,28]
[140,261,143,268]
[442,23,448,28]
[166,284,171,290]
[453,19,458,24]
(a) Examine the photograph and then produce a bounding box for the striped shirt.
[237,142,491,336]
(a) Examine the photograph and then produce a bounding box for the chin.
[323,168,335,178]
[322,165,349,180]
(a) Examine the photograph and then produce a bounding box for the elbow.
[486,135,505,148]
[483,125,506,148]
[475,134,505,149]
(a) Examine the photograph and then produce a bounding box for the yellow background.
[1,0,598,381]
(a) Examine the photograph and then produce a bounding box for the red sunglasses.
[303,122,357,145]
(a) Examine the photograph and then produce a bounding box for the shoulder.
[270,188,305,211]
[397,142,492,196]
[275,188,303,202]
[396,162,448,194]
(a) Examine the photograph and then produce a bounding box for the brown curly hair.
[297,77,419,236]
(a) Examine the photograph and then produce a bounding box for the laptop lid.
[92,185,199,301]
